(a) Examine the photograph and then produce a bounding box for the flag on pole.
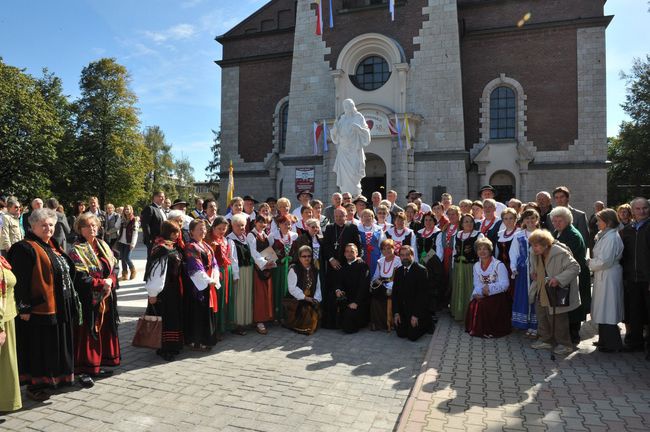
[389,0,395,21]
[315,1,323,35]
[313,121,319,154]
[404,115,412,149]
[394,114,403,149]
[329,0,334,28]
[226,160,235,204]
[322,120,329,152]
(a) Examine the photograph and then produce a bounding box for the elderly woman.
[1,256,21,411]
[167,209,190,246]
[465,238,511,338]
[450,214,484,321]
[8,209,79,401]
[270,197,296,238]
[589,209,625,352]
[529,229,581,355]
[284,245,322,335]
[116,204,139,280]
[144,221,185,361]
[480,199,502,249]
[550,206,590,344]
[375,205,393,232]
[228,214,254,333]
[370,239,402,331]
[69,213,120,386]
[616,204,633,228]
[184,219,221,350]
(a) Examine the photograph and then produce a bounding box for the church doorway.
[361,153,386,197]
[489,170,516,203]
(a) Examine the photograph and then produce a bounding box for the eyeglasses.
[300,255,312,259]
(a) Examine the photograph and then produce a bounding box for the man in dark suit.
[550,186,589,247]
[140,191,167,259]
[320,207,361,329]
[335,243,370,333]
[386,190,404,222]
[393,245,432,341]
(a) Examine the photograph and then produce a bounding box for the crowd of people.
[1,185,649,413]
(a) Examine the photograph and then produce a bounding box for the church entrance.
[361,153,386,197]
[489,170,516,203]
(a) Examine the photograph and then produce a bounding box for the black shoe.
[592,341,601,347]
[92,369,113,378]
[78,375,95,388]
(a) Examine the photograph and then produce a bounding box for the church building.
[216,0,610,211]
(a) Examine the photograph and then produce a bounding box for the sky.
[0,0,647,181]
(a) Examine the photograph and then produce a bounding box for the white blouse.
[287,267,322,302]
[472,258,509,298]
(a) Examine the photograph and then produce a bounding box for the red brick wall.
[461,27,579,151]
[237,57,293,162]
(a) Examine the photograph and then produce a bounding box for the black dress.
[336,259,370,333]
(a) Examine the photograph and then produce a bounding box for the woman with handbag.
[184,219,221,351]
[465,238,511,338]
[69,213,120,387]
[528,229,581,356]
[369,239,402,331]
[143,221,185,361]
[589,208,625,352]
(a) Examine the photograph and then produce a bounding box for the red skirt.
[465,292,511,338]
[74,317,120,375]
[253,270,274,323]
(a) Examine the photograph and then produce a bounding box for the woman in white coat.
[589,208,625,352]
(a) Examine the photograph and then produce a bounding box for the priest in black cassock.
[393,245,432,341]
[335,243,370,333]
[321,207,361,329]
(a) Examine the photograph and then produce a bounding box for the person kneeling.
[465,238,511,338]
[335,244,370,333]
[393,246,432,341]
[284,246,321,335]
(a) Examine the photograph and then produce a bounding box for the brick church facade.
[216,0,610,211]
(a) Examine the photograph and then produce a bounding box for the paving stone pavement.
[398,315,650,432]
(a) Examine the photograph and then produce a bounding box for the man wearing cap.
[243,195,258,221]
[265,197,278,217]
[353,195,368,220]
[406,190,431,213]
[292,191,313,218]
[479,185,507,217]
[170,198,193,232]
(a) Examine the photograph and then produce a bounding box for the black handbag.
[544,271,570,307]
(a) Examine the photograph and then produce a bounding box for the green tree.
[0,59,62,201]
[608,55,650,204]
[206,128,221,182]
[74,58,152,207]
[174,155,196,199]
[143,125,176,198]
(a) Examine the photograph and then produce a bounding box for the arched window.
[350,56,391,91]
[279,102,289,152]
[489,86,516,139]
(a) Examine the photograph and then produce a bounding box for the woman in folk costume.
[227,213,254,334]
[285,245,322,335]
[256,202,273,235]
[69,213,120,385]
[369,239,401,331]
[270,197,296,238]
[247,215,277,335]
[209,216,238,335]
[0,255,21,411]
[417,211,444,314]
[357,209,385,278]
[509,209,540,337]
[479,199,503,252]
[386,211,417,257]
[436,205,460,307]
[450,214,484,321]
[144,221,185,361]
[292,218,322,266]
[184,219,221,351]
[7,209,80,401]
[465,238,512,338]
[268,214,298,320]
[495,208,520,299]
[294,205,314,236]
[375,205,393,232]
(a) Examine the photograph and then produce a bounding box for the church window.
[489,86,516,139]
[279,102,289,152]
[350,56,391,91]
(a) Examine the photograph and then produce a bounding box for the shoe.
[531,341,553,350]
[129,268,137,280]
[78,375,95,388]
[256,323,268,335]
[26,388,51,401]
[92,369,113,378]
[119,271,128,281]
[553,345,574,355]
[592,341,601,347]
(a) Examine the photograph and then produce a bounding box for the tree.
[74,58,153,207]
[143,125,176,198]
[206,128,221,182]
[0,59,61,201]
[608,55,650,204]
[174,155,196,199]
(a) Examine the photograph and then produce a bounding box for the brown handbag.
[131,312,162,349]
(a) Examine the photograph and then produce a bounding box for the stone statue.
[330,99,371,196]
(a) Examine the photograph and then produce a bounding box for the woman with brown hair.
[248,215,277,334]
[69,213,120,386]
[510,209,540,337]
[450,214,484,321]
[116,204,139,281]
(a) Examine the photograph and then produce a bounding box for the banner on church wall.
[295,167,315,194]
[360,109,394,137]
